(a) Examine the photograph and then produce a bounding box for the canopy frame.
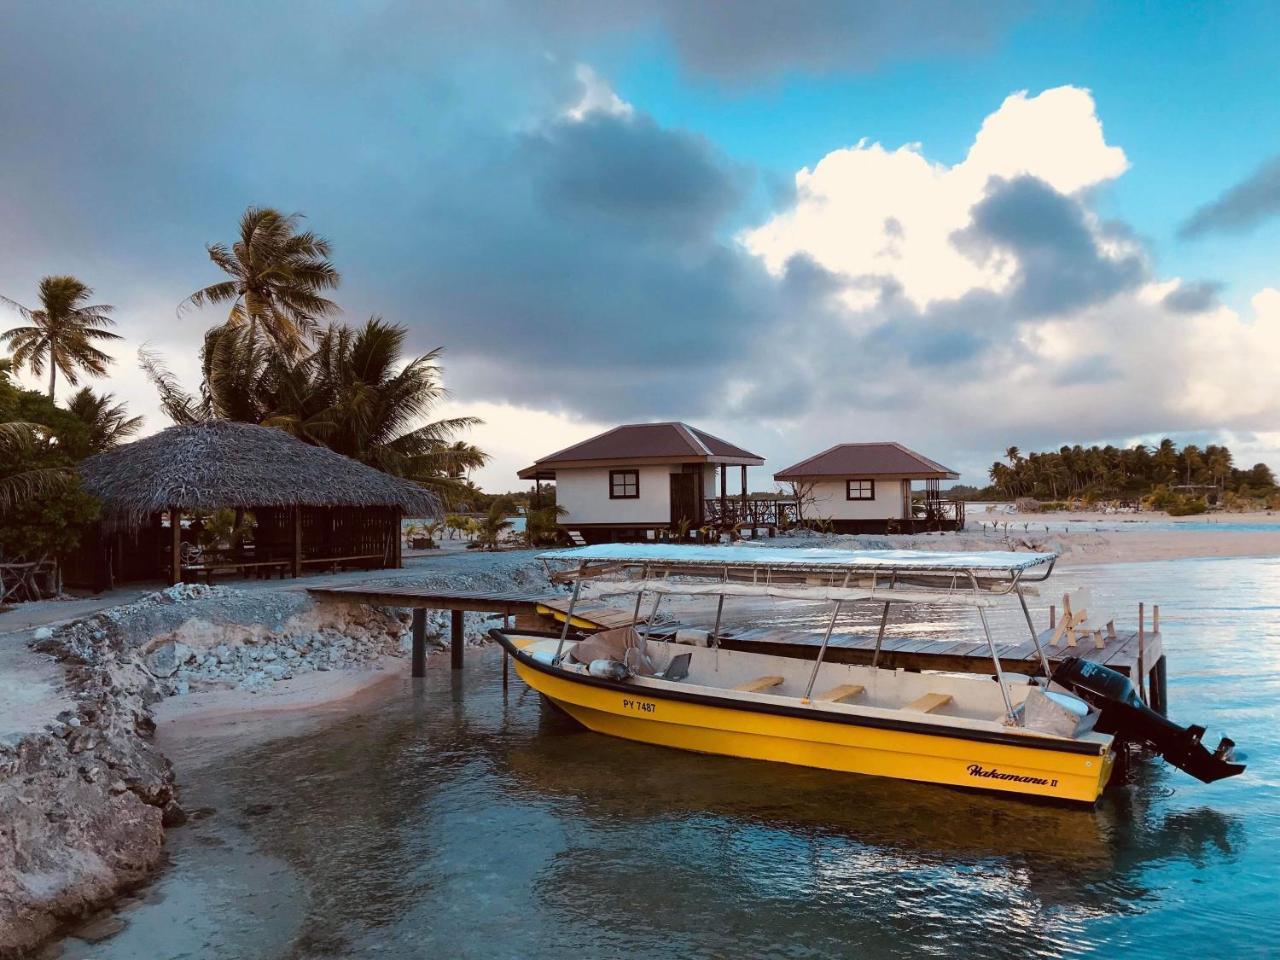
[543,545,1058,723]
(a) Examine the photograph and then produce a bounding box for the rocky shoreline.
[0,559,549,958]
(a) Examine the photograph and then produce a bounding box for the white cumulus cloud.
[741,86,1130,311]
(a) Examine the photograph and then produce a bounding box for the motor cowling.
[1051,657,1245,784]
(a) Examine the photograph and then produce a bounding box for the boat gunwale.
[489,628,1107,757]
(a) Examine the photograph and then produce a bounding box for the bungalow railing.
[702,498,799,528]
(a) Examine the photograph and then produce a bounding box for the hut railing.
[702,498,798,528]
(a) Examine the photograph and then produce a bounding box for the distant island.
[952,440,1278,513]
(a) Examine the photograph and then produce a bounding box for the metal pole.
[552,574,583,665]
[803,572,851,700]
[971,573,1015,720]
[871,572,896,668]
[640,592,663,644]
[629,565,648,627]
[1016,584,1053,680]
[871,602,891,668]
[712,567,727,671]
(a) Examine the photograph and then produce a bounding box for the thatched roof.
[79,420,440,522]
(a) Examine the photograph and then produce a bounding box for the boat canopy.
[537,543,1057,578]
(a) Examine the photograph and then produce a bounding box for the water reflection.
[51,557,1276,960]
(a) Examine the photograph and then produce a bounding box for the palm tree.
[141,317,488,496]
[65,387,144,452]
[1,276,122,399]
[1180,444,1203,485]
[1153,438,1178,481]
[180,206,340,354]
[301,319,487,491]
[0,422,73,511]
[476,501,514,550]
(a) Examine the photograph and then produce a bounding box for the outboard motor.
[1052,657,1245,784]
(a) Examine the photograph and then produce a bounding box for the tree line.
[985,440,1277,504]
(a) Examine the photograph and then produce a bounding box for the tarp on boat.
[537,543,1057,576]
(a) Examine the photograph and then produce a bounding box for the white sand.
[962,508,1280,565]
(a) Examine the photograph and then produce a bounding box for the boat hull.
[511,657,1114,805]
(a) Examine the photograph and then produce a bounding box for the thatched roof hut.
[70,421,440,589]
[80,420,439,523]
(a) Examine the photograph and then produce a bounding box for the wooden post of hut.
[719,464,727,525]
[169,508,181,585]
[292,508,302,579]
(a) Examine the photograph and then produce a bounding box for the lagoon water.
[51,557,1279,959]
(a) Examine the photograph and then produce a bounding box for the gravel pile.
[3,556,553,956]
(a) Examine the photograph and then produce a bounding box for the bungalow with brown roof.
[518,422,766,543]
[773,442,963,534]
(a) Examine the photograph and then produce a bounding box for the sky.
[2,1,1279,491]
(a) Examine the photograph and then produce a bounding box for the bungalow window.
[610,469,639,499]
[846,479,875,501]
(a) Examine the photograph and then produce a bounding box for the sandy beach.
[771,508,1280,567]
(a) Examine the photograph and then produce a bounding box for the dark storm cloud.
[1162,281,1223,314]
[955,175,1145,316]
[1051,353,1120,386]
[527,113,745,240]
[0,1,782,420]
[528,0,1028,82]
[1179,155,1280,239]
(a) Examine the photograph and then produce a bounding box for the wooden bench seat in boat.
[734,676,784,694]
[814,684,865,703]
[904,692,953,713]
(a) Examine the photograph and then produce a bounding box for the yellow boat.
[492,544,1243,806]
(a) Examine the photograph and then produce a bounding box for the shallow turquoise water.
[54,557,1278,959]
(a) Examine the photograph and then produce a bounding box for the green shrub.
[1167,497,1208,516]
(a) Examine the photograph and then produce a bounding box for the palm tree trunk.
[48,359,56,399]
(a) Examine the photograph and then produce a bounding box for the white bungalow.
[518,422,765,543]
[773,442,963,533]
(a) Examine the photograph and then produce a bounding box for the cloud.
[1161,280,1223,314]
[956,175,1145,316]
[523,0,1028,82]
[733,87,1280,477]
[563,64,634,121]
[1,6,1276,487]
[1179,155,1280,238]
[741,87,1130,310]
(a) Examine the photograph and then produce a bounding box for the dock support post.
[1138,602,1147,704]
[451,608,464,670]
[1151,656,1168,716]
[411,609,426,678]
[502,612,510,688]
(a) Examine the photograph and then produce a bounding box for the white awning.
[538,543,1056,576]
[596,578,1001,607]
